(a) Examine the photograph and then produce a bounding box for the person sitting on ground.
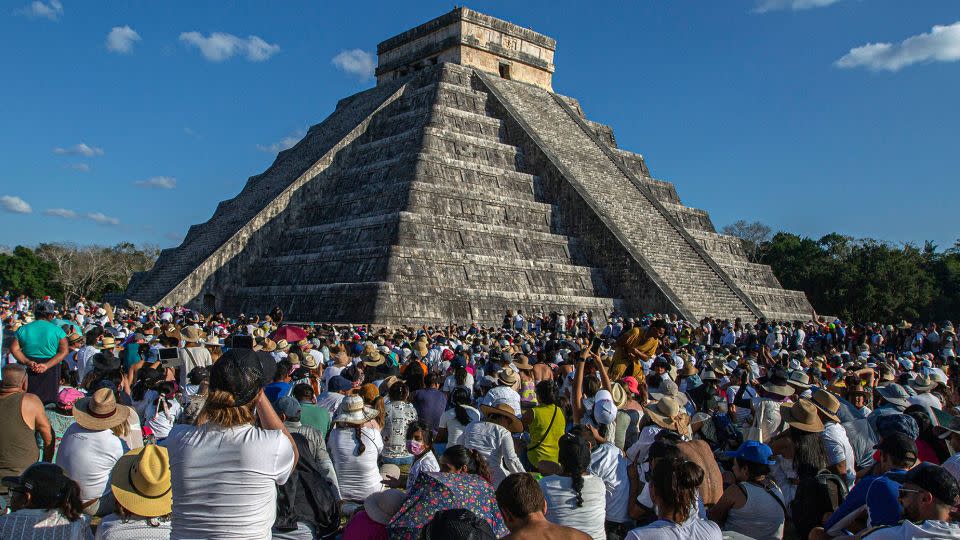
[144,380,180,441]
[273,396,338,496]
[405,420,440,490]
[437,386,481,447]
[522,380,566,472]
[291,383,330,436]
[495,472,590,540]
[328,394,383,502]
[341,489,405,540]
[539,433,606,540]
[421,508,499,540]
[381,380,418,466]
[625,457,722,540]
[96,445,172,540]
[857,463,960,539]
[55,387,131,517]
[0,463,91,540]
[440,444,493,483]
[45,387,83,460]
[0,363,55,510]
[162,349,297,539]
[708,440,785,540]
[463,403,525,487]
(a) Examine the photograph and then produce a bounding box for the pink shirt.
[342,509,387,540]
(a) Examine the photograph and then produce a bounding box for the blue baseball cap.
[722,440,775,465]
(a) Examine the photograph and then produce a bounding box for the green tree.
[0,246,57,298]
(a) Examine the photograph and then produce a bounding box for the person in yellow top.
[522,381,566,472]
[610,319,668,380]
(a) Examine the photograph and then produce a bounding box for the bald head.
[1,364,28,390]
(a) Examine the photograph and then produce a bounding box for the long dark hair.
[450,387,473,426]
[442,444,491,483]
[790,427,827,478]
[557,433,591,507]
[535,380,558,406]
[650,457,704,523]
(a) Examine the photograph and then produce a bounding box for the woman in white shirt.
[625,457,721,540]
[380,381,418,465]
[437,387,481,447]
[144,381,181,441]
[539,433,606,540]
[461,403,525,487]
[328,395,384,502]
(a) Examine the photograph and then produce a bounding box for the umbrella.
[388,472,507,540]
[270,325,307,343]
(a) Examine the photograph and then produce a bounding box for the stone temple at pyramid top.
[376,7,557,91]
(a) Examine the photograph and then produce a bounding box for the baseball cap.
[873,432,918,462]
[328,375,353,392]
[723,440,776,465]
[209,349,268,406]
[593,389,617,425]
[273,396,301,419]
[904,462,960,506]
[2,463,72,508]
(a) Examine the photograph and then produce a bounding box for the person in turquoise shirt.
[10,303,68,405]
[293,383,331,436]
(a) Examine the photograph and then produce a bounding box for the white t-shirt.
[55,424,126,501]
[328,426,384,502]
[162,423,295,540]
[625,514,722,540]
[322,365,344,384]
[861,520,960,539]
[145,398,182,439]
[822,421,856,485]
[442,373,474,392]
[539,474,606,540]
[908,392,942,411]
[590,442,631,523]
[406,451,440,491]
[437,405,481,446]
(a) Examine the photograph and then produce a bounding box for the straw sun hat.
[642,396,689,432]
[333,395,379,425]
[480,403,523,433]
[779,399,825,433]
[72,388,130,431]
[110,445,172,518]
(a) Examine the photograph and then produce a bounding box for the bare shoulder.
[21,392,44,410]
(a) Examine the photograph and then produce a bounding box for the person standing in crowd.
[0,363,55,510]
[496,472,591,540]
[0,463,91,539]
[9,302,69,405]
[162,349,297,539]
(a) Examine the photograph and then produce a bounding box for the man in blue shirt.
[818,433,918,536]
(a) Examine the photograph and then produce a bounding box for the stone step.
[686,230,749,259]
[659,201,717,233]
[481,73,758,319]
[716,260,783,289]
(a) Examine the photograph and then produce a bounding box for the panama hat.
[361,344,385,367]
[100,335,117,349]
[275,339,290,352]
[909,374,938,392]
[643,396,687,432]
[787,370,812,390]
[299,352,318,370]
[810,389,841,423]
[333,395,379,425]
[480,403,523,433]
[181,326,203,343]
[497,366,521,391]
[779,399,825,433]
[678,361,698,377]
[513,355,534,371]
[73,388,130,431]
[611,382,628,408]
[365,489,406,525]
[762,369,794,397]
[110,445,172,518]
[260,338,277,352]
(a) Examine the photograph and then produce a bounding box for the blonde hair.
[197,389,255,428]
[110,420,129,438]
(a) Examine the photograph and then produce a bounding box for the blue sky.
[1,0,958,250]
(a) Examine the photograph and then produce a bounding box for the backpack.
[790,468,848,539]
[275,433,340,537]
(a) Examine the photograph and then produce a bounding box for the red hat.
[621,376,640,395]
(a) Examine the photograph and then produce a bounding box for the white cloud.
[65,163,90,172]
[835,21,960,71]
[86,212,120,226]
[179,31,280,62]
[53,143,104,157]
[106,25,141,54]
[44,208,78,219]
[15,0,62,21]
[332,49,376,79]
[1,195,32,214]
[183,127,200,138]
[257,129,305,154]
[752,0,841,13]
[135,176,177,189]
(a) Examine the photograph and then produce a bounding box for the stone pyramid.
[124,7,813,325]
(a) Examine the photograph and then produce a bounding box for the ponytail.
[650,457,704,523]
[441,444,492,484]
[354,425,367,455]
[59,478,84,522]
[450,387,473,426]
[558,432,591,508]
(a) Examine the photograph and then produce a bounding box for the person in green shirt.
[522,380,566,472]
[10,303,68,405]
[292,383,331,437]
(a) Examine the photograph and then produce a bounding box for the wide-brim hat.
[779,399,825,433]
[810,389,841,423]
[480,403,523,433]
[100,336,117,349]
[73,388,130,431]
[679,362,698,377]
[204,336,222,348]
[260,338,277,352]
[649,380,689,407]
[181,326,203,343]
[909,375,937,392]
[497,366,520,390]
[762,376,794,397]
[611,383,628,408]
[643,396,687,431]
[299,353,318,370]
[110,445,172,518]
[787,370,812,389]
[275,339,290,351]
[362,351,385,367]
[365,489,406,525]
[877,383,911,408]
[333,395,379,425]
[513,355,534,371]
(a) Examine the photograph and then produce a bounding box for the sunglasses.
[898,487,921,499]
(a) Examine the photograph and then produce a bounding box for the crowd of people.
[1,292,959,539]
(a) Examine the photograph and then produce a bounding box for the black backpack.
[790,468,848,539]
[274,433,340,538]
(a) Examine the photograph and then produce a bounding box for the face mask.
[407,440,425,455]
